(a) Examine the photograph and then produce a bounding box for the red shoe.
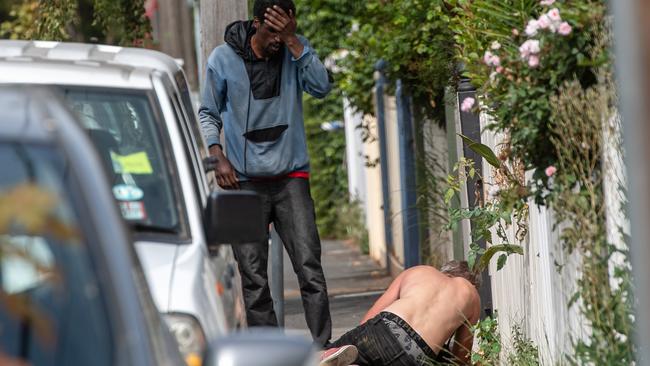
[319,345,358,366]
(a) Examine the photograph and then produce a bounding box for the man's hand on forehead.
[264,5,297,40]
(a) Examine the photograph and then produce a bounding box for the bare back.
[381,266,480,354]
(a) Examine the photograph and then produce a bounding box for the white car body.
[0,40,246,348]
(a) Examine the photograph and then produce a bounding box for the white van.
[0,40,247,363]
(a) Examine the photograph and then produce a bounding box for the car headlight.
[163,313,206,366]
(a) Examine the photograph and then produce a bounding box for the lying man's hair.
[253,0,296,22]
[440,260,481,289]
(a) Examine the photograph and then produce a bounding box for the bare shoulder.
[451,278,481,310]
[400,265,440,282]
[404,265,442,276]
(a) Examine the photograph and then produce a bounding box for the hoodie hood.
[223,20,284,100]
[224,20,255,61]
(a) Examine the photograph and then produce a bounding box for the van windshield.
[62,87,183,235]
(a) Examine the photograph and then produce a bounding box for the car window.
[61,87,184,236]
[0,143,113,366]
[175,73,215,189]
[167,90,205,202]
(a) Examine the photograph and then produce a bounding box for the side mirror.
[204,190,266,248]
[204,329,318,366]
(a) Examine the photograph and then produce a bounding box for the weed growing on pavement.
[471,315,501,365]
[507,324,540,366]
[337,200,369,255]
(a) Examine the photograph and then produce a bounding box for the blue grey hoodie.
[199,20,332,179]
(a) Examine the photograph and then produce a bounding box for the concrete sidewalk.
[282,239,393,340]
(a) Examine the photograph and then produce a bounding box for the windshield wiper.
[129,223,178,235]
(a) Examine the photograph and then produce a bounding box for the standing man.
[199,0,332,347]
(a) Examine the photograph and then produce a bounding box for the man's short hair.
[253,0,296,22]
[440,260,481,289]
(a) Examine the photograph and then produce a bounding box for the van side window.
[63,87,183,237]
[168,92,206,202]
[175,74,214,189]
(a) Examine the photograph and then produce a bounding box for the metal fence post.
[375,59,394,271]
[445,86,465,261]
[612,0,650,362]
[269,226,284,327]
[396,79,421,268]
[457,77,493,318]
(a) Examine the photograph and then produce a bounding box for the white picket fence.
[344,88,626,364]
[477,111,625,364]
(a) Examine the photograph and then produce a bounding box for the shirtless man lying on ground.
[320,261,481,366]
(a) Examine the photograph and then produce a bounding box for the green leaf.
[567,291,580,308]
[475,244,523,272]
[444,188,456,204]
[468,250,477,270]
[496,253,507,270]
[457,133,501,168]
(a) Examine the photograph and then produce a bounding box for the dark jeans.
[234,178,332,347]
[329,313,415,366]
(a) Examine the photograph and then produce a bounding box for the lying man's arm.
[450,320,475,365]
[450,300,480,365]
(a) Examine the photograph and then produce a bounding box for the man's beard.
[265,43,281,55]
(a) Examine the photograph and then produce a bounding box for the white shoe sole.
[320,345,359,366]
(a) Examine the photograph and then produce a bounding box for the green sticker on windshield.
[111,151,153,174]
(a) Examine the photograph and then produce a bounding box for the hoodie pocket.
[243,124,288,143]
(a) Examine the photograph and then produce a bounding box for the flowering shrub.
[451,1,633,364]
[451,0,607,203]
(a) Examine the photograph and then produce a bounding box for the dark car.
[0,85,186,365]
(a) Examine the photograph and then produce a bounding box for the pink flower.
[537,14,551,30]
[540,0,555,5]
[525,19,539,36]
[528,55,540,68]
[528,40,540,54]
[547,8,561,22]
[545,165,557,177]
[483,51,501,67]
[461,97,475,112]
[496,66,504,74]
[519,39,540,59]
[483,50,494,64]
[558,22,572,35]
